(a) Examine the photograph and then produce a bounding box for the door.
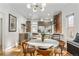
[0,18,2,54]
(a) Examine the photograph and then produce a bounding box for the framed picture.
[9,14,17,32]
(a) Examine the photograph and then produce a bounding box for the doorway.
[0,18,3,55]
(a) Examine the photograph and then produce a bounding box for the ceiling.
[0,3,78,20]
[9,3,68,20]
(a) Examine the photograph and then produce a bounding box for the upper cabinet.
[54,12,62,33]
[26,21,31,32]
[26,20,53,34]
[31,21,38,33]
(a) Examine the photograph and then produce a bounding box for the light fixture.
[27,3,46,12]
[27,4,31,9]
[48,13,50,16]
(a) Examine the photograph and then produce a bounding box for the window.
[68,14,74,27]
[67,13,75,38]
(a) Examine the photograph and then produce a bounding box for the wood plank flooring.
[0,46,72,56]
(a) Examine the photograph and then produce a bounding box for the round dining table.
[27,39,59,49]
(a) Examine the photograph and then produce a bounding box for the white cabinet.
[31,21,38,33]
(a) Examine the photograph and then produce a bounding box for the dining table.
[27,39,59,49]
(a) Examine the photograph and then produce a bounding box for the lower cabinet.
[19,33,28,44]
[67,41,79,56]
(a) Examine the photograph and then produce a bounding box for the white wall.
[61,4,79,41]
[0,4,26,51]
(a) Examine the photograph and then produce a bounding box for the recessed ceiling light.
[42,3,46,7]
[48,13,50,16]
[27,4,31,9]
[41,8,44,11]
[51,19,53,21]
[40,18,43,21]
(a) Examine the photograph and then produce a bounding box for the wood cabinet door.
[26,21,31,32]
[54,12,62,33]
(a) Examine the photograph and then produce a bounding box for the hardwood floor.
[0,46,72,56]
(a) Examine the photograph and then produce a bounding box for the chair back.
[22,42,28,49]
[37,49,51,56]
[22,41,36,56]
[52,34,63,41]
[52,34,61,41]
[59,40,65,48]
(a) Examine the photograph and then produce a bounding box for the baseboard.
[5,45,15,51]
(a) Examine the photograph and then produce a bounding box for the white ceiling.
[9,3,67,19]
[0,3,79,20]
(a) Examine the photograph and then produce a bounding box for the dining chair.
[54,40,66,56]
[21,41,27,56]
[36,49,52,56]
[27,45,36,56]
[52,34,63,41]
[48,46,54,56]
[22,41,35,56]
[36,46,54,56]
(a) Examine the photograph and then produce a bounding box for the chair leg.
[29,52,34,56]
[59,53,60,56]
[50,52,53,56]
[24,53,26,56]
[30,53,32,56]
[33,52,35,56]
[54,53,56,56]
[23,51,26,56]
[60,48,63,56]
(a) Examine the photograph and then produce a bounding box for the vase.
[42,34,44,42]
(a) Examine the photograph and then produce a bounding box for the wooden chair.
[51,34,61,41]
[22,41,35,56]
[21,41,27,56]
[51,34,63,41]
[36,46,53,56]
[54,40,66,56]
[36,49,52,56]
